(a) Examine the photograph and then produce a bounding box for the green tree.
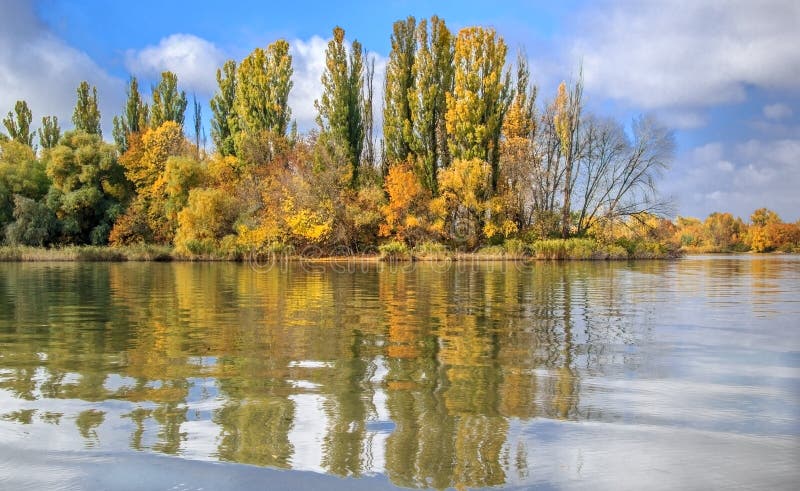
[409,16,454,193]
[236,40,293,137]
[45,131,130,244]
[445,26,511,193]
[316,26,364,187]
[210,60,238,156]
[0,139,49,226]
[382,16,417,167]
[151,71,187,129]
[4,195,58,246]
[113,76,148,153]
[72,81,102,136]
[38,116,61,150]
[3,100,34,147]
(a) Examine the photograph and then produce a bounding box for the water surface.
[1,256,798,489]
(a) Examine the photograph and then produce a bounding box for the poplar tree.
[210,60,238,156]
[409,16,454,193]
[72,81,102,136]
[113,76,148,153]
[445,27,511,193]
[151,71,187,129]
[3,100,34,147]
[192,93,203,157]
[382,16,416,168]
[38,116,61,150]
[316,26,364,187]
[235,40,293,136]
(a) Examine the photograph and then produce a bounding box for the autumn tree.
[38,116,61,150]
[553,78,583,238]
[210,60,238,156]
[150,71,187,129]
[382,16,417,167]
[379,162,431,243]
[72,81,102,136]
[445,26,511,193]
[114,121,190,243]
[236,40,293,137]
[498,52,536,228]
[431,158,493,248]
[408,16,454,193]
[3,100,34,147]
[113,76,148,153]
[316,26,364,187]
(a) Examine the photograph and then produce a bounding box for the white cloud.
[0,0,123,138]
[762,103,793,121]
[288,36,329,130]
[125,34,226,95]
[663,138,800,220]
[571,0,800,111]
[288,36,387,132]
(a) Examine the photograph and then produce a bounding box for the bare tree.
[573,115,674,235]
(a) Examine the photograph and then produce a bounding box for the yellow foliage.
[282,197,332,243]
[380,162,430,242]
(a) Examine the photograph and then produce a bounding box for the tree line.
[1,16,797,255]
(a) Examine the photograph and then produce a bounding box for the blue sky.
[2,0,798,220]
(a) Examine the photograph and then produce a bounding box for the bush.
[4,195,58,246]
[379,240,411,261]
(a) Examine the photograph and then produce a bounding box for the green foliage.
[38,116,61,150]
[4,195,58,246]
[113,76,148,153]
[383,16,417,166]
[211,60,238,156]
[379,239,411,261]
[151,72,188,129]
[236,40,293,137]
[3,100,34,147]
[408,16,454,193]
[45,131,130,244]
[316,27,364,187]
[72,82,102,136]
[0,139,49,225]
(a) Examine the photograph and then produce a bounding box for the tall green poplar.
[235,40,293,136]
[316,26,364,187]
[3,100,34,147]
[151,71,187,129]
[210,60,238,156]
[382,16,416,168]
[408,16,454,193]
[72,81,102,136]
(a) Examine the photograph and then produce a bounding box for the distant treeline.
[1,17,796,257]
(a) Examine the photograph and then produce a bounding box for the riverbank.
[0,239,684,262]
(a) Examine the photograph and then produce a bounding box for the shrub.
[379,240,411,261]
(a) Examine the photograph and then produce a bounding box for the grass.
[529,238,672,260]
[412,241,453,261]
[0,245,174,262]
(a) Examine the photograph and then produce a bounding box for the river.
[1,256,798,489]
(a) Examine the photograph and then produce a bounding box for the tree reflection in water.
[0,260,658,488]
